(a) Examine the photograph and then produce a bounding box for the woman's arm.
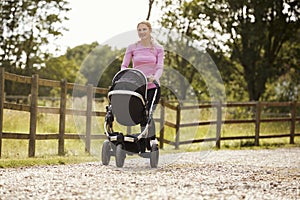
[121,45,133,70]
[154,46,164,80]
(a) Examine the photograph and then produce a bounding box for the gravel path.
[0,148,299,200]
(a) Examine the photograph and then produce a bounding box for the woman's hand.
[148,75,155,83]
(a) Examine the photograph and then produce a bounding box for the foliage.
[1,0,70,95]
[161,37,226,101]
[39,42,100,82]
[159,0,300,101]
[79,45,123,88]
[40,43,123,94]
[0,0,70,73]
[41,56,78,82]
[33,43,100,96]
[65,42,99,67]
[1,0,299,102]
[262,29,300,101]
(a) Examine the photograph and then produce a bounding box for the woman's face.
[137,23,151,41]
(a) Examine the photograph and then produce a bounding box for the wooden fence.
[0,68,108,158]
[159,100,300,149]
[0,69,299,158]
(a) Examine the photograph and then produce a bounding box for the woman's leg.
[146,87,161,139]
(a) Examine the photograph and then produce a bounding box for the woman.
[121,21,164,141]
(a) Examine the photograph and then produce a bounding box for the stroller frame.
[101,69,159,168]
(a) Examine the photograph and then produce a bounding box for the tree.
[65,42,99,67]
[161,37,225,101]
[79,45,123,88]
[0,0,70,75]
[159,0,300,101]
[146,0,155,20]
[38,42,99,96]
[263,28,300,101]
[37,42,123,97]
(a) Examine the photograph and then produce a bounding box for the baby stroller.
[101,68,159,168]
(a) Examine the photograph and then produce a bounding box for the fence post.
[175,104,181,149]
[216,101,222,149]
[29,74,39,157]
[159,98,165,149]
[85,84,93,153]
[290,101,296,144]
[58,79,67,155]
[255,101,261,146]
[0,68,4,158]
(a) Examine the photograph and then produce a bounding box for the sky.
[55,0,162,54]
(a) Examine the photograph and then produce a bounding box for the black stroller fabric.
[109,69,147,126]
[111,69,147,95]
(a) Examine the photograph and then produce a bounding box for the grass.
[1,100,299,168]
[0,155,97,168]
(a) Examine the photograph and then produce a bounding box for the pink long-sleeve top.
[121,42,164,89]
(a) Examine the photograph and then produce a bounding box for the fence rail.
[159,99,299,149]
[0,69,299,158]
[0,69,109,158]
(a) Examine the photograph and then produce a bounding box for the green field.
[1,101,299,167]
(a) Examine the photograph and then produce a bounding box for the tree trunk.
[146,0,155,20]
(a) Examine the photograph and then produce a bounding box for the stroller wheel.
[150,144,159,168]
[101,140,111,165]
[115,144,126,168]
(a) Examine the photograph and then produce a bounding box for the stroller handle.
[153,80,160,88]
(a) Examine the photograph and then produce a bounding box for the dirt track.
[0,148,299,200]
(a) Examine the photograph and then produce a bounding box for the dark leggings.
[141,87,161,139]
[146,87,161,110]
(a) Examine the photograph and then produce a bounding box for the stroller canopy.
[110,69,147,96]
